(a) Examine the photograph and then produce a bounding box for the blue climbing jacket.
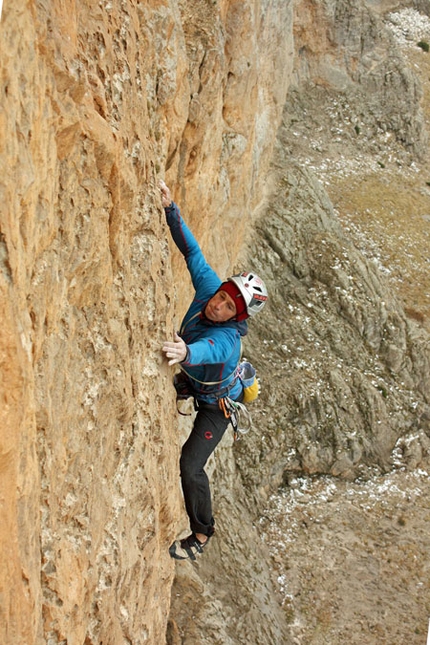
[165,202,246,403]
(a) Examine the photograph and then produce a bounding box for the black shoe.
[169,533,209,561]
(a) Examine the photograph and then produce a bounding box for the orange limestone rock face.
[0,0,293,643]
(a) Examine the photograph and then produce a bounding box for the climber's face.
[204,290,237,322]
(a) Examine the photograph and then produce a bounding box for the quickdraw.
[219,396,252,441]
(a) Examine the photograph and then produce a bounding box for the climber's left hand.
[159,180,172,208]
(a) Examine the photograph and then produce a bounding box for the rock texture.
[242,158,430,485]
[0,0,292,643]
[2,2,181,642]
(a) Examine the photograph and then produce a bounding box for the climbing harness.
[174,365,240,416]
[174,380,253,439]
[179,363,238,388]
[174,360,257,435]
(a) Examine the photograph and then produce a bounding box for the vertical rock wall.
[1,1,183,642]
[166,0,294,297]
[0,1,293,643]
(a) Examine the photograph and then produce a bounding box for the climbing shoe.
[169,533,209,561]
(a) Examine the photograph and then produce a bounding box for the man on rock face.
[160,181,267,560]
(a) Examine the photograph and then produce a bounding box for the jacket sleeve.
[182,329,238,367]
[165,202,219,291]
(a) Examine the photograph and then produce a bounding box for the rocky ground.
[260,466,430,644]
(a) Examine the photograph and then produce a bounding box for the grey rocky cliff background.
[168,1,430,644]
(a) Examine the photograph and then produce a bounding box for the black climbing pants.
[179,403,231,537]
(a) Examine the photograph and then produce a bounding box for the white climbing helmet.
[228,272,268,318]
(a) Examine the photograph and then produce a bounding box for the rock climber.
[160,180,268,560]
